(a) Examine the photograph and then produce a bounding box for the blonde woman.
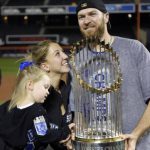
[26,40,74,150]
[0,61,74,150]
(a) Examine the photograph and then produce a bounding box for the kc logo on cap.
[81,3,87,8]
[76,0,107,14]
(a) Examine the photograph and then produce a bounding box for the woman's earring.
[108,21,111,29]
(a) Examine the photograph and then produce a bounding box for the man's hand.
[121,134,138,150]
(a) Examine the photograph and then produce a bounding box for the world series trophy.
[70,37,125,150]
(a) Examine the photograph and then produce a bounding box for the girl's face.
[45,43,70,74]
[32,75,51,103]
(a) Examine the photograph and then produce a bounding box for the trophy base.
[73,137,125,150]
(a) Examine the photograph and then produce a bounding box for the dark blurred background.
[0,0,150,51]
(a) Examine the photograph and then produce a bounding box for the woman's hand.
[69,123,75,141]
[65,139,73,150]
[68,123,75,130]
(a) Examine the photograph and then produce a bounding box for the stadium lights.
[128,13,132,19]
[3,16,8,21]
[24,16,28,20]
[3,16,8,23]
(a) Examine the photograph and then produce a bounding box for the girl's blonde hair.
[26,40,57,66]
[8,64,48,111]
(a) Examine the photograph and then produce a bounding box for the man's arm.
[122,101,150,150]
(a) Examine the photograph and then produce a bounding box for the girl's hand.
[59,135,71,144]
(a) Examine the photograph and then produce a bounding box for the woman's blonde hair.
[26,40,57,66]
[8,64,48,111]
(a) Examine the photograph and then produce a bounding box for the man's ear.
[26,80,34,91]
[40,63,50,72]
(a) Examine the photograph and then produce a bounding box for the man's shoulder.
[113,36,143,50]
[114,36,139,44]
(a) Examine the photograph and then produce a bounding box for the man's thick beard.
[81,19,105,39]
[96,23,105,39]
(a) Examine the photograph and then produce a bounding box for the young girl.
[0,61,74,150]
[26,40,74,150]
